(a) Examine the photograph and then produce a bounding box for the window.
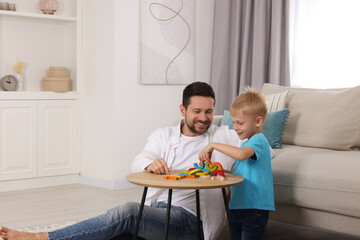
[290,0,360,88]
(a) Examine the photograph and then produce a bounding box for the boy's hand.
[199,143,214,162]
[145,158,170,175]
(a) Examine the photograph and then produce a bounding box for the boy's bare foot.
[0,226,48,240]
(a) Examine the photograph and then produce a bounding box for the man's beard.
[184,118,211,135]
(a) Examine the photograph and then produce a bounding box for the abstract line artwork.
[140,0,196,84]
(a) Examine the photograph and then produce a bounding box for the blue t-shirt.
[229,133,275,211]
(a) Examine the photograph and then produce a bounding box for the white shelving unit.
[0,0,82,190]
[0,9,77,21]
[0,0,82,98]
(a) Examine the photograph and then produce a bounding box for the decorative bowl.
[38,0,59,15]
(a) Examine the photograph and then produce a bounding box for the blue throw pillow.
[220,110,233,129]
[262,108,290,149]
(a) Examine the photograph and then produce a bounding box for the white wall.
[80,0,115,186]
[113,0,184,187]
[81,0,214,189]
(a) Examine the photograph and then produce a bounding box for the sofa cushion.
[213,115,223,127]
[261,84,360,150]
[262,108,290,149]
[272,145,360,218]
[220,110,233,128]
[265,91,289,112]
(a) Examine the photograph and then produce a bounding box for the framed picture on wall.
[140,0,196,85]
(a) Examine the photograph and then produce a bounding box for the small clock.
[0,75,18,91]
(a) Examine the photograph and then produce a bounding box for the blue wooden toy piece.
[193,162,205,169]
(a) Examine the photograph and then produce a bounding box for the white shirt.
[157,134,206,215]
[131,121,242,240]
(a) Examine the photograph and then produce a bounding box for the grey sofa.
[215,84,360,237]
[261,84,360,236]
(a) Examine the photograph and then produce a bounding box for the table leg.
[222,188,234,240]
[196,189,201,240]
[133,187,148,240]
[164,189,173,240]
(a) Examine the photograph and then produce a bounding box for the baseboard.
[79,175,138,190]
[0,174,80,192]
[0,175,139,193]
[114,179,139,189]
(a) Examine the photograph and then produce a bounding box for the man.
[0,82,241,240]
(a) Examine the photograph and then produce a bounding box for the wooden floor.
[0,184,143,230]
[265,220,360,240]
[0,184,359,239]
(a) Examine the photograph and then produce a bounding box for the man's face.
[180,96,214,136]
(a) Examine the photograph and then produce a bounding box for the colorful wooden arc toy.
[163,160,226,181]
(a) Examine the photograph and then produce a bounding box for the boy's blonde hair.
[230,87,268,120]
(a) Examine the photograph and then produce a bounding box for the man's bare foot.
[0,226,48,240]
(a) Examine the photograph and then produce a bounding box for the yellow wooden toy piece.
[194,172,209,176]
[188,168,202,175]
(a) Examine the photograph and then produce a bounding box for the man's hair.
[230,87,267,120]
[182,82,215,109]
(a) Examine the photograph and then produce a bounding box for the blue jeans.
[48,202,202,240]
[229,209,269,240]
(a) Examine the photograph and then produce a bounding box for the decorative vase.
[15,73,23,91]
[38,0,59,15]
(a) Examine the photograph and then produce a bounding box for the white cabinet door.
[0,101,38,181]
[38,100,80,176]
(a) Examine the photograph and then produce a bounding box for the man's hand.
[198,143,214,162]
[145,158,170,175]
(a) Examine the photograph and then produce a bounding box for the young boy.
[199,88,275,240]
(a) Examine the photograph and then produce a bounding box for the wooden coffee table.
[126,170,243,240]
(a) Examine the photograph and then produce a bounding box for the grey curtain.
[210,0,291,114]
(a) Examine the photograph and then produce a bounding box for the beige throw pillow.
[261,84,360,151]
[265,91,289,112]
